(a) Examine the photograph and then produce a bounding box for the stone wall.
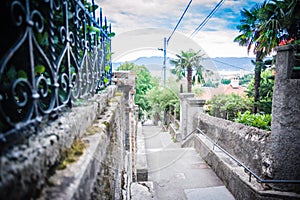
[268,44,300,192]
[183,133,300,200]
[0,85,132,199]
[194,112,270,177]
[181,111,300,199]
[178,45,300,197]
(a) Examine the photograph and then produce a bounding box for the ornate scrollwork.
[9,78,33,124]
[31,10,44,33]
[10,1,26,27]
[0,0,113,148]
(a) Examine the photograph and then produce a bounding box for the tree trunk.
[187,66,193,92]
[254,51,263,113]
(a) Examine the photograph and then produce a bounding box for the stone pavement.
[142,124,235,200]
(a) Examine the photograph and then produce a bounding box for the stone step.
[130,181,156,200]
[142,125,236,200]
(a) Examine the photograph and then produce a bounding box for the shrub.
[234,111,271,131]
[207,93,250,120]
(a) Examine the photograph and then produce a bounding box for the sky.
[96,0,262,62]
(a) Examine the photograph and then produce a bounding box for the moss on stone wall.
[114,91,123,97]
[85,125,102,136]
[56,139,86,170]
[109,98,118,103]
[103,121,110,132]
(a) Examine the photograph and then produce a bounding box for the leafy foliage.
[207,94,250,120]
[192,85,204,97]
[221,79,231,85]
[234,111,271,131]
[246,69,274,114]
[234,0,300,113]
[116,62,135,71]
[235,0,300,57]
[239,74,254,86]
[202,80,219,88]
[146,86,179,120]
[116,62,157,118]
[170,49,205,92]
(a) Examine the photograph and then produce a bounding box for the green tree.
[146,86,179,121]
[202,80,219,88]
[170,49,205,92]
[221,79,231,85]
[234,3,266,113]
[235,0,300,112]
[256,0,300,52]
[116,62,135,70]
[246,69,275,114]
[207,93,250,120]
[239,74,254,86]
[116,62,157,118]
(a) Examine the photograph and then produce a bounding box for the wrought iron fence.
[0,0,113,148]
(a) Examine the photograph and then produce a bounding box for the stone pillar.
[129,90,137,182]
[269,44,300,192]
[114,71,137,192]
[118,85,133,151]
[186,98,206,138]
[179,93,194,140]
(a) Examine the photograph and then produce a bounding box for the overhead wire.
[190,0,225,38]
[210,58,253,72]
[167,0,193,44]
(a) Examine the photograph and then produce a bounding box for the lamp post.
[158,37,167,86]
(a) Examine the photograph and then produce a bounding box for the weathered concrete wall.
[186,98,206,138]
[186,111,300,199]
[194,112,270,177]
[268,44,300,192]
[179,94,205,141]
[179,93,194,139]
[136,123,148,182]
[179,45,300,197]
[0,85,130,199]
[113,71,137,200]
[183,134,300,200]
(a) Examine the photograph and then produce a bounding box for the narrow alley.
[142,123,235,200]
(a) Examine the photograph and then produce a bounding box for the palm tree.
[234,3,266,113]
[235,0,300,113]
[258,0,300,49]
[170,49,204,93]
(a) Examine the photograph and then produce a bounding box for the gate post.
[186,98,206,139]
[179,93,194,140]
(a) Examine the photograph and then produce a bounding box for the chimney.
[230,77,239,89]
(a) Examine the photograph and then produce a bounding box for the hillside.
[113,56,255,72]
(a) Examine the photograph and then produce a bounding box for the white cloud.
[193,30,255,57]
[96,0,261,58]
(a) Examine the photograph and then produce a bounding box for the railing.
[166,113,180,129]
[195,128,300,184]
[0,0,113,149]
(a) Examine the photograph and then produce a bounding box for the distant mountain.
[112,56,171,71]
[112,56,255,72]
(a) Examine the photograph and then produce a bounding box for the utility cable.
[167,0,193,44]
[190,0,225,38]
[210,58,253,72]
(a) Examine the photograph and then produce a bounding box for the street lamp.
[158,37,167,86]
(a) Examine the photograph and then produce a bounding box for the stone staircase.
[132,124,235,200]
